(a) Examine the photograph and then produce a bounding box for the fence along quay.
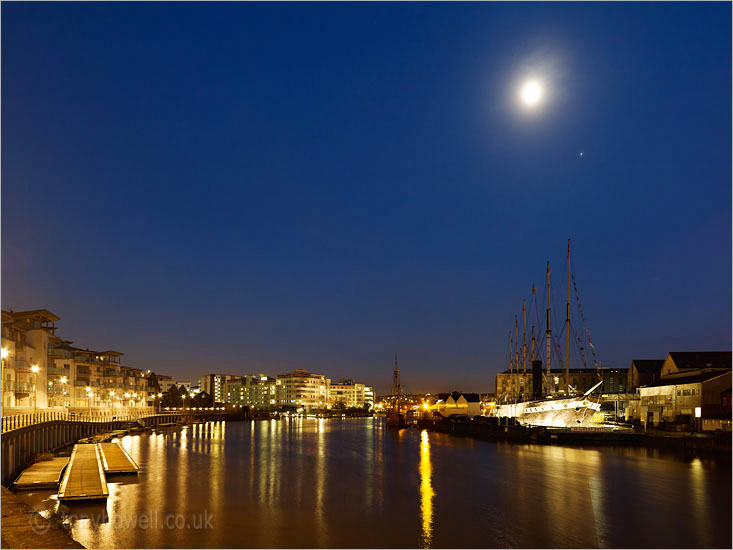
[1,409,228,486]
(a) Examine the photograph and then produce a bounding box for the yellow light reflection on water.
[419,429,434,548]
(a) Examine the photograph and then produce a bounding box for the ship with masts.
[386,353,408,428]
[492,240,604,428]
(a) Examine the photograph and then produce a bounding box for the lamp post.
[31,365,40,414]
[157,392,163,413]
[1,348,8,416]
[58,376,67,409]
[86,387,92,418]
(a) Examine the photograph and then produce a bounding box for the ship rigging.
[493,240,605,427]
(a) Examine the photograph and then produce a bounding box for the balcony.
[12,359,31,372]
[48,365,69,376]
[10,382,32,393]
[74,379,91,387]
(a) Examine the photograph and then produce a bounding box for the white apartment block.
[2,309,153,411]
[276,369,330,411]
[329,379,374,409]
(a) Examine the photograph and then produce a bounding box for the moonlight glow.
[520,80,543,107]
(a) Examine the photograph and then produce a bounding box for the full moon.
[520,80,543,107]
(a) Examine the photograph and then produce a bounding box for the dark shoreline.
[417,417,733,454]
[1,487,84,549]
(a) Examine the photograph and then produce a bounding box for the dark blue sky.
[2,2,730,394]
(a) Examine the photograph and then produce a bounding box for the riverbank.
[418,417,732,453]
[1,487,83,549]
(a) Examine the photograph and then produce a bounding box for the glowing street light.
[30,365,39,414]
[1,348,7,416]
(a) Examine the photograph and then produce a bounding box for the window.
[683,389,691,396]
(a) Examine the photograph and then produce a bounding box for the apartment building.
[199,374,240,404]
[223,375,278,409]
[1,309,59,409]
[276,369,330,411]
[2,309,153,410]
[329,379,374,409]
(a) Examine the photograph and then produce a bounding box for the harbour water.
[16,418,732,548]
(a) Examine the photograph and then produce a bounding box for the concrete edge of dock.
[0,487,84,549]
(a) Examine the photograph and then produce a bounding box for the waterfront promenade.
[0,410,229,486]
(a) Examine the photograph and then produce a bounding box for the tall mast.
[508,331,514,402]
[392,353,401,411]
[530,285,536,363]
[514,316,519,403]
[565,239,571,396]
[545,261,552,396]
[522,300,527,376]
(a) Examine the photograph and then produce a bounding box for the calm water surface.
[18,418,732,548]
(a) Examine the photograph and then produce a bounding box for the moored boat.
[491,240,606,428]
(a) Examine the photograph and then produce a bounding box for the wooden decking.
[98,442,139,474]
[12,457,69,490]
[57,444,108,501]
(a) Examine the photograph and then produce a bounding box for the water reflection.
[13,419,732,549]
[419,430,435,548]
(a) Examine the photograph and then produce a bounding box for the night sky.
[2,2,730,394]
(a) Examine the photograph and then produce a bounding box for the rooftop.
[631,359,665,372]
[668,351,732,371]
[651,370,730,387]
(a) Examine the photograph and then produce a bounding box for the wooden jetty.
[98,443,139,474]
[57,444,108,501]
[12,457,69,490]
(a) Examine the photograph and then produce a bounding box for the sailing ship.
[386,353,408,428]
[491,240,604,428]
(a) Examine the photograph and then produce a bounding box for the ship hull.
[493,396,601,428]
[386,410,407,428]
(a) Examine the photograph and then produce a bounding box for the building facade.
[199,374,240,404]
[329,379,374,409]
[2,310,59,410]
[626,352,732,428]
[627,359,664,392]
[2,309,155,411]
[495,367,627,402]
[276,369,330,411]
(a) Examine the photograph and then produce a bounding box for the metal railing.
[48,366,70,375]
[1,408,228,433]
[9,382,33,392]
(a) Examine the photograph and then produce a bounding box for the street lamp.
[1,348,8,416]
[87,391,93,416]
[31,365,39,414]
